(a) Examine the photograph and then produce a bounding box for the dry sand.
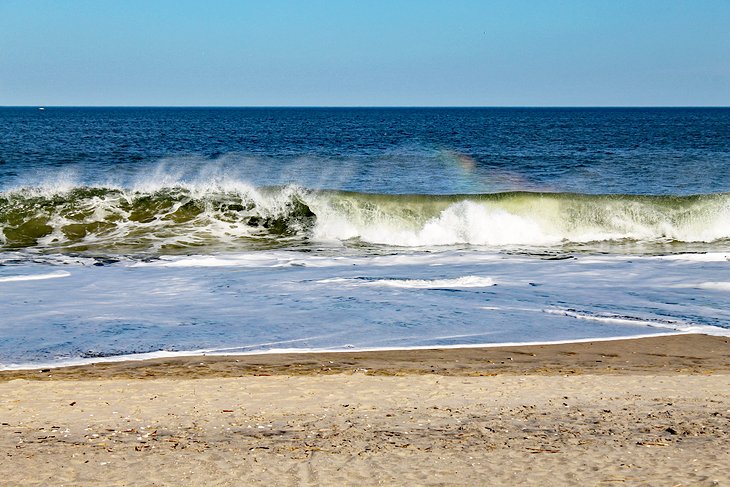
[1,334,728,486]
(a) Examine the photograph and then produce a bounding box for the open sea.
[0,107,728,368]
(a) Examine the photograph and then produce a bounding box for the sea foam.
[0,270,71,282]
[316,275,497,289]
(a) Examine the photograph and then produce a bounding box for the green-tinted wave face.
[0,186,316,253]
[1,185,729,255]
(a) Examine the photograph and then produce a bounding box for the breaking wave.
[1,183,729,254]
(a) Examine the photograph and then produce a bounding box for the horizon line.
[1,105,729,109]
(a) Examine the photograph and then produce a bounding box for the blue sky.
[1,0,728,106]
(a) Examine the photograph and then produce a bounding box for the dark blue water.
[2,107,729,195]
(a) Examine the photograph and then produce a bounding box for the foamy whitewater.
[1,107,729,368]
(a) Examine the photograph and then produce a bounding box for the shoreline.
[0,330,693,372]
[2,333,728,381]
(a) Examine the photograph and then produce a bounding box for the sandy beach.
[1,334,729,486]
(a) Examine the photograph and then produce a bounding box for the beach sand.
[1,334,728,486]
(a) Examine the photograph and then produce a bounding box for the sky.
[0,0,728,106]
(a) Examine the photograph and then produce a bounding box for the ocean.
[1,107,728,368]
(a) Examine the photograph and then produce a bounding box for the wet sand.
[1,334,729,486]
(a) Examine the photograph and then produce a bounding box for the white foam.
[674,281,730,291]
[142,254,288,268]
[656,253,730,262]
[0,270,71,283]
[697,282,730,291]
[544,308,675,327]
[312,200,561,247]
[544,308,728,335]
[132,250,514,269]
[317,275,496,289]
